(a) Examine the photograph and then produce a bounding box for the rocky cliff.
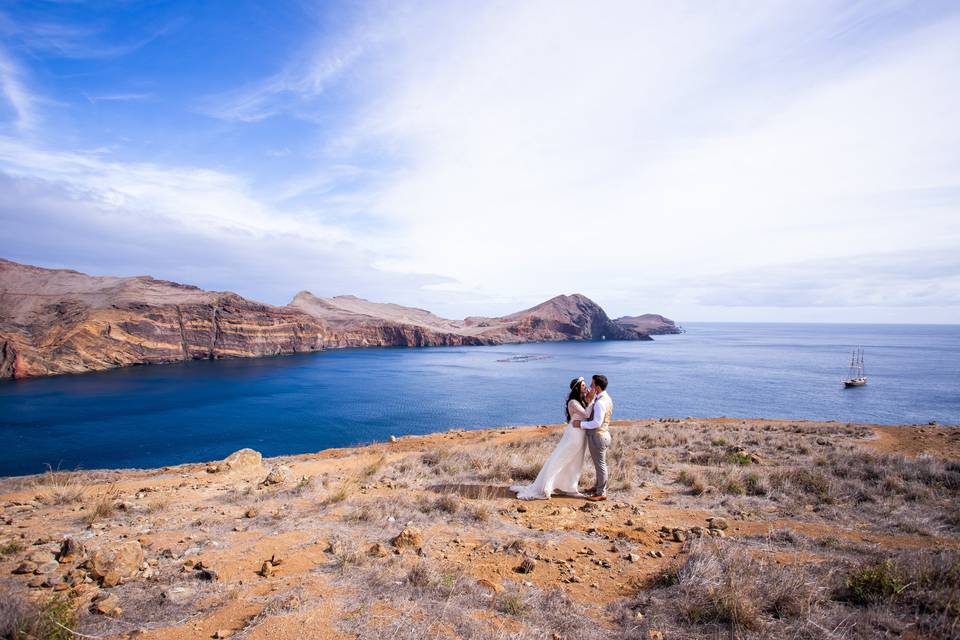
[0,259,677,380]
[613,313,683,336]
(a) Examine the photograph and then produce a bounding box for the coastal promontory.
[0,259,679,380]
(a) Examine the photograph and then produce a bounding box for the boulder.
[13,561,36,574]
[391,526,423,550]
[27,550,55,565]
[224,448,263,470]
[35,560,60,575]
[707,517,729,531]
[88,541,143,585]
[90,593,121,616]
[160,586,196,605]
[262,465,291,486]
[58,537,85,563]
[515,558,537,574]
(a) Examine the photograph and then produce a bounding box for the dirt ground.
[1,418,957,639]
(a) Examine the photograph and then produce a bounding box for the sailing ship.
[843,347,867,387]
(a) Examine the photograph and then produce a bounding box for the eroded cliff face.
[0,259,675,380]
[613,314,682,337]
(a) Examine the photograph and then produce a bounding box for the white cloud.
[0,45,35,130]
[1,1,958,322]
[275,1,960,320]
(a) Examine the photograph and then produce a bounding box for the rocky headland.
[0,418,958,639]
[0,259,679,380]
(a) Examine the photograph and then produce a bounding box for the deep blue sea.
[1,323,958,477]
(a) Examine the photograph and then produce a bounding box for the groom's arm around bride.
[573,374,613,500]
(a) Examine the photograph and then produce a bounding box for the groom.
[574,374,613,502]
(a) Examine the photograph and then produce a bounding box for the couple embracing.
[511,374,613,502]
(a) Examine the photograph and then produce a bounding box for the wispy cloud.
[82,92,152,104]
[203,35,371,123]
[0,45,36,130]
[261,1,960,320]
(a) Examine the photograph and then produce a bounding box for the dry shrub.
[672,542,763,630]
[362,454,386,479]
[0,586,76,640]
[33,465,85,505]
[677,468,707,496]
[327,537,365,575]
[0,539,24,558]
[406,560,437,588]
[647,539,828,635]
[82,485,121,524]
[322,481,356,506]
[769,468,833,503]
[432,493,460,514]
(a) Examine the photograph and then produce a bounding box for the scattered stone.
[88,541,144,586]
[389,435,398,443]
[245,508,257,519]
[90,593,121,616]
[13,561,36,575]
[27,550,55,565]
[671,529,686,543]
[506,540,526,554]
[58,538,85,563]
[262,465,291,486]
[391,526,423,550]
[368,543,389,558]
[515,557,537,574]
[516,505,528,513]
[161,586,196,604]
[224,448,263,470]
[206,465,221,474]
[27,575,45,588]
[647,631,664,640]
[259,561,273,577]
[707,517,729,531]
[196,567,218,581]
[689,526,705,537]
[626,553,640,563]
[35,560,60,575]
[213,630,233,639]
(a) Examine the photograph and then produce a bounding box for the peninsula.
[0,259,680,380]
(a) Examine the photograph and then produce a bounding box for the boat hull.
[843,378,867,388]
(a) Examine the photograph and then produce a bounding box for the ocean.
[1,322,957,476]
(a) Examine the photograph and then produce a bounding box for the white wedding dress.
[510,399,591,500]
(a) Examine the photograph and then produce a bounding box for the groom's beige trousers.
[586,430,611,496]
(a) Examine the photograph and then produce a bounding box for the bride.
[510,377,594,500]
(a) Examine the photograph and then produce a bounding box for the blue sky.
[1,1,958,323]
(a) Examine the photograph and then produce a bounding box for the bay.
[1,322,958,476]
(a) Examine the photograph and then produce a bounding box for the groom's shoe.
[587,494,607,502]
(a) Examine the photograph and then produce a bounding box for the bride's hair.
[565,377,587,421]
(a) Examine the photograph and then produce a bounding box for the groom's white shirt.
[579,391,607,430]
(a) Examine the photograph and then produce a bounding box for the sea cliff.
[0,259,680,380]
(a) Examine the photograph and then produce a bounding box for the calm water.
[1,323,958,477]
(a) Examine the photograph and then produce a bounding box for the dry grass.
[82,485,121,525]
[0,584,77,640]
[33,465,86,505]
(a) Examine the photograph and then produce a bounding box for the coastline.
[1,417,958,638]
